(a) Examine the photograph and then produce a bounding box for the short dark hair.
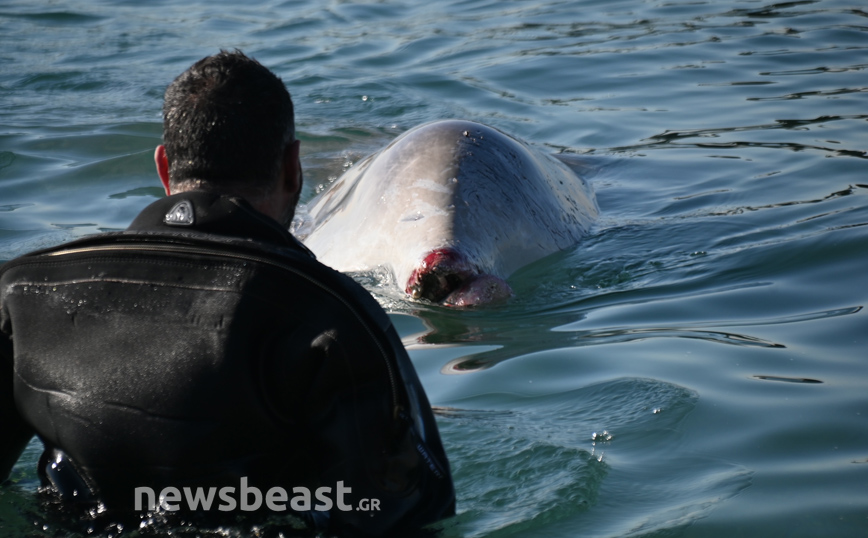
[162,50,294,189]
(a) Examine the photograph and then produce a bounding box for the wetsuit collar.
[128,191,314,257]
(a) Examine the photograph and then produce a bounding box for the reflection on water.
[399,293,860,373]
[752,375,822,383]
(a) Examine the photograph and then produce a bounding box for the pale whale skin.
[297,120,598,306]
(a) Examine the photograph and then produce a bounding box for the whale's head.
[299,119,598,307]
[405,248,513,307]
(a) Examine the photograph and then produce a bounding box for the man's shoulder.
[261,243,393,333]
[0,228,393,335]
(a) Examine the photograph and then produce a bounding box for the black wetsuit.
[0,192,455,536]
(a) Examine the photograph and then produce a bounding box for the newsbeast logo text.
[134,479,380,513]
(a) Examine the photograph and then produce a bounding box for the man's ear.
[155,145,171,196]
[281,139,302,195]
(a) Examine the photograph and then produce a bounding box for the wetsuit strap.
[38,447,98,504]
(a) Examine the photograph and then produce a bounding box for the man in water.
[0,50,454,536]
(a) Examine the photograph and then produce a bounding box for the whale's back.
[299,120,598,304]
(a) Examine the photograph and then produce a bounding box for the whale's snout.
[406,248,513,307]
[406,249,471,303]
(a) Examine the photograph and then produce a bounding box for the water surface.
[1,1,866,536]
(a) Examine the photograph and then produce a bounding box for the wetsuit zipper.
[43,242,403,417]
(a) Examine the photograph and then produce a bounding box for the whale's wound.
[406,248,513,307]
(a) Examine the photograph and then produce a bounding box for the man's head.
[155,50,301,226]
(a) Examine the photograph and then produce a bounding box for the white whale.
[297,119,598,306]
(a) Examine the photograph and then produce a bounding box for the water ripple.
[434,305,860,374]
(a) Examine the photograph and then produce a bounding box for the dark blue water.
[1,1,866,536]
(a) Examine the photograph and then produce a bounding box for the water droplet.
[591,430,613,442]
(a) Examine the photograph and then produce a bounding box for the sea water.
[0,0,866,536]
